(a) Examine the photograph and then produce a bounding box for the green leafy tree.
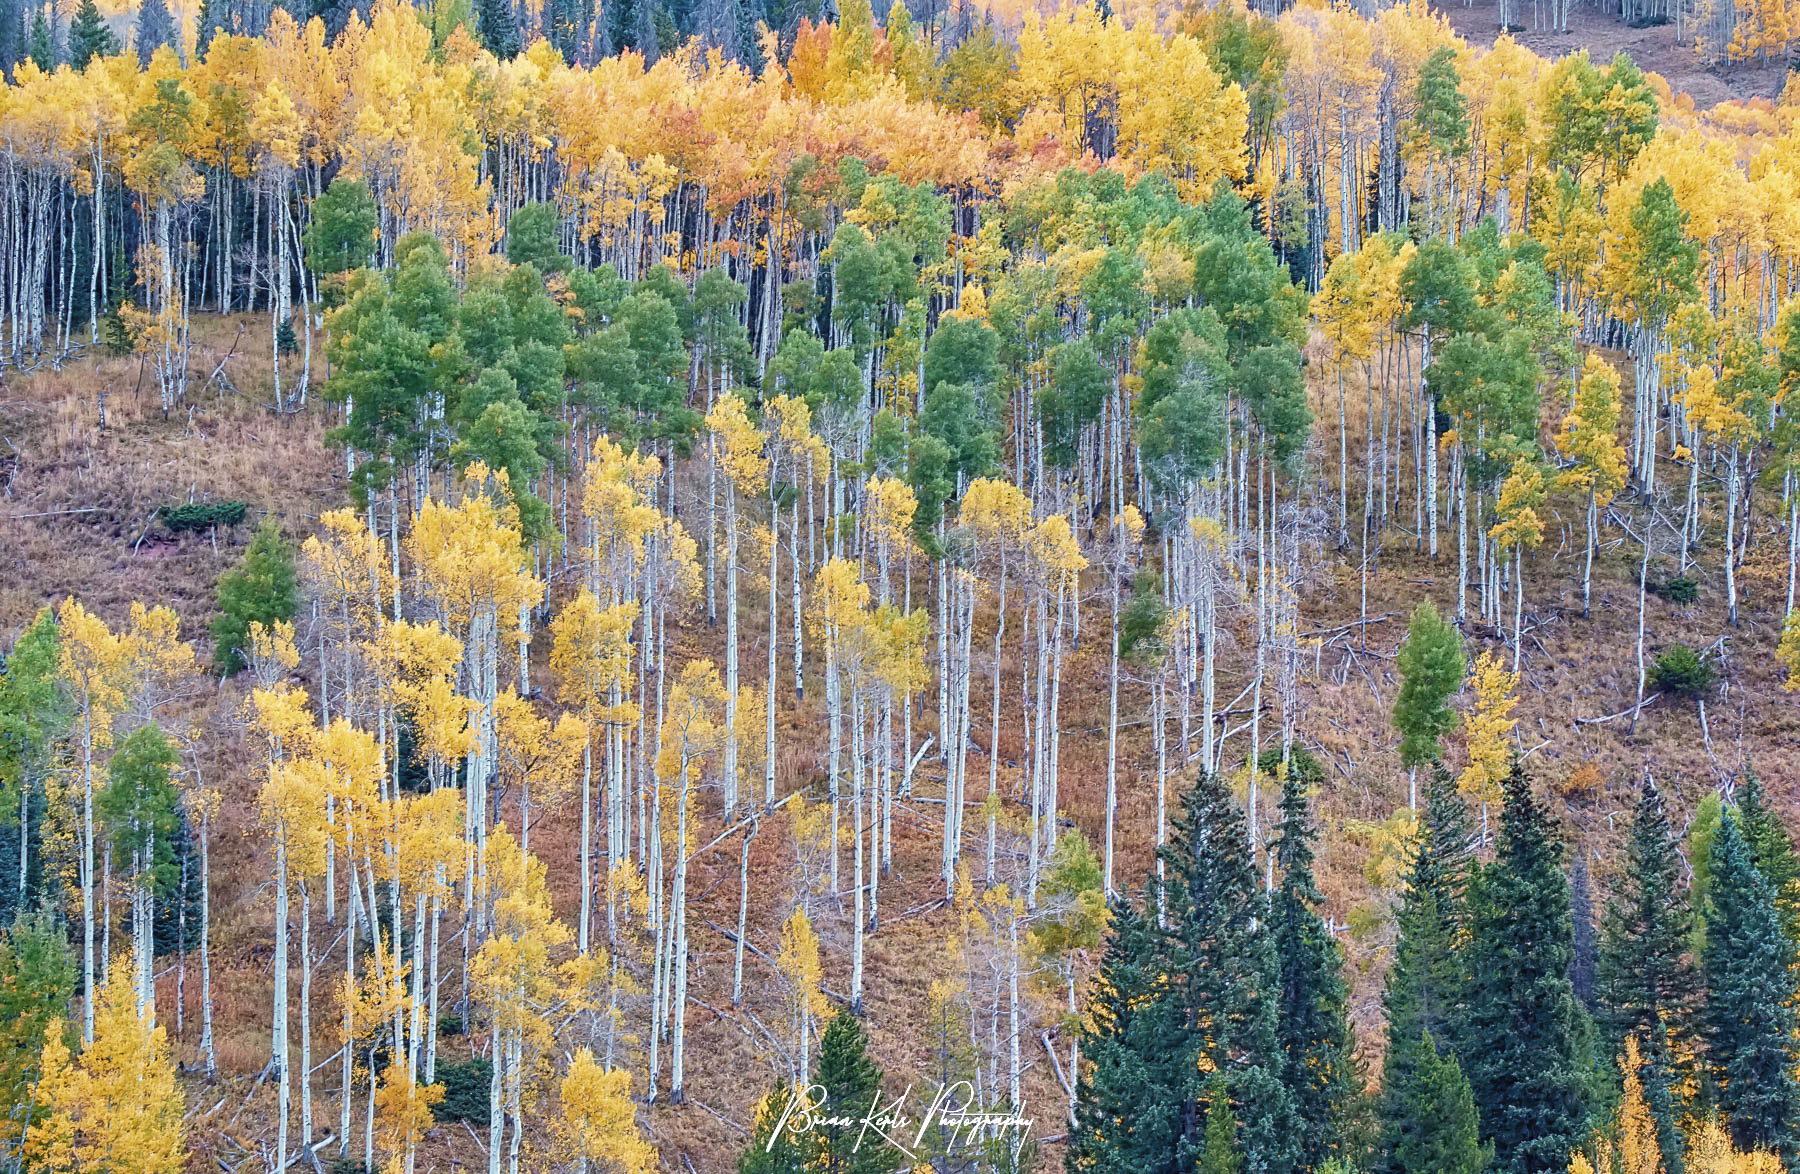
[1460,762,1591,1174]
[210,518,300,677]
[1393,603,1467,768]
[100,726,181,896]
[1700,811,1800,1164]
[1413,47,1471,158]
[1038,338,1109,470]
[505,202,566,273]
[0,611,64,923]
[0,908,77,1126]
[302,178,379,296]
[1596,775,1696,1174]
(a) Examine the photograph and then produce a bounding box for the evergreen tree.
[0,0,22,75]
[1393,604,1467,770]
[210,517,299,677]
[1734,769,1800,942]
[1392,1033,1489,1174]
[475,0,518,56]
[193,0,225,57]
[1700,811,1800,1164]
[740,1080,817,1174]
[67,0,115,67]
[1460,761,1590,1174]
[1271,769,1355,1172]
[1198,1076,1243,1174]
[1161,771,1296,1174]
[1596,775,1696,1174]
[1381,764,1474,1164]
[1570,854,1596,1011]
[134,0,175,58]
[813,1011,899,1174]
[27,4,52,69]
[1068,892,1187,1174]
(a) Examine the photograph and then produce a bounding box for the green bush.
[1257,746,1325,783]
[158,501,247,534]
[1649,644,1717,700]
[1655,576,1699,605]
[434,1058,492,1126]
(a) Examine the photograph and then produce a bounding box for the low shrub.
[1650,644,1716,700]
[158,500,248,534]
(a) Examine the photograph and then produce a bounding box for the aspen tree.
[471,827,569,1174]
[54,599,129,1046]
[550,589,640,955]
[409,463,541,941]
[775,905,829,1085]
[1555,354,1628,620]
[961,476,1034,885]
[1459,652,1518,843]
[707,393,770,819]
[1490,457,1545,673]
[27,959,185,1174]
[650,659,726,1104]
[555,1048,657,1174]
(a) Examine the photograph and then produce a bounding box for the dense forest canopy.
[1,0,1800,1171]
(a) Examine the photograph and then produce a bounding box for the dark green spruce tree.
[1067,892,1187,1174]
[1380,763,1474,1172]
[813,1011,900,1174]
[1700,810,1800,1165]
[1270,769,1356,1172]
[1161,770,1296,1174]
[1460,761,1591,1174]
[66,0,115,67]
[1596,774,1696,1174]
[133,0,174,58]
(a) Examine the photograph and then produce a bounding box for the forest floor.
[1429,0,1792,107]
[4,321,1799,1172]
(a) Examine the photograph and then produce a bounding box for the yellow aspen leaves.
[1490,458,1547,556]
[1459,652,1518,808]
[554,1049,657,1174]
[775,906,829,1079]
[707,394,770,497]
[409,462,541,626]
[27,960,185,1174]
[1556,354,1628,506]
[550,589,641,725]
